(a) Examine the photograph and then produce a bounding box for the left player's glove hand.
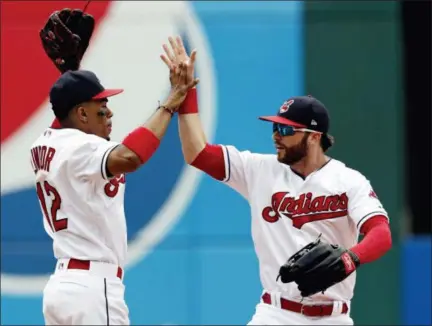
[276,235,360,297]
[40,8,95,74]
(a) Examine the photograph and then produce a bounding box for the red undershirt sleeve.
[191,143,226,181]
[350,215,392,264]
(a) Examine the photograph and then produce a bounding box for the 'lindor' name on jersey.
[31,145,57,174]
[262,192,348,228]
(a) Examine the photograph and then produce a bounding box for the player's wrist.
[341,251,360,275]
[157,104,175,117]
[348,250,361,267]
[179,88,198,114]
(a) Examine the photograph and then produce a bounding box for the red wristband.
[122,127,160,164]
[179,88,198,114]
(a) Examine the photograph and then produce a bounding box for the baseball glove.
[40,8,95,73]
[277,235,360,297]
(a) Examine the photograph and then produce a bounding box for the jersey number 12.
[36,181,68,232]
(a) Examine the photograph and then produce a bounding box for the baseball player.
[32,11,198,325]
[161,37,393,325]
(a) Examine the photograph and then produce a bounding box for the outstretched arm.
[177,92,226,181]
[106,102,177,176]
[42,15,198,177]
[177,91,206,163]
[104,60,199,177]
[161,36,226,181]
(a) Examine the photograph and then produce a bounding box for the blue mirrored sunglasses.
[273,123,320,136]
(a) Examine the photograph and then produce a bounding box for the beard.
[277,133,309,165]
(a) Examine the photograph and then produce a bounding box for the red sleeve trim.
[179,88,198,114]
[122,127,160,164]
[350,215,392,264]
[191,144,225,180]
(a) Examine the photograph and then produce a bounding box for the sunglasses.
[273,123,321,136]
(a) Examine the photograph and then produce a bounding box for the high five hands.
[160,36,199,111]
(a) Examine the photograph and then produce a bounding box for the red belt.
[262,292,348,317]
[67,258,123,279]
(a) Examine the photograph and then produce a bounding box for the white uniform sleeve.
[68,135,120,181]
[347,172,389,231]
[220,145,262,200]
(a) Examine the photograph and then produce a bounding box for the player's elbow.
[107,146,143,175]
[181,143,205,165]
[183,149,200,165]
[120,152,142,172]
[373,219,393,253]
[384,225,393,251]
[351,219,393,265]
[371,221,393,257]
[189,144,226,181]
[378,228,392,261]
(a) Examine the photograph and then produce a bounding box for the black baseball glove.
[277,235,360,297]
[40,8,95,73]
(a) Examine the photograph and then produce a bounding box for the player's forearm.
[114,105,177,168]
[108,108,174,175]
[178,89,206,163]
[178,114,207,163]
[178,89,226,180]
[350,216,392,264]
[143,107,174,140]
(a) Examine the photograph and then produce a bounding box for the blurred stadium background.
[1,1,431,325]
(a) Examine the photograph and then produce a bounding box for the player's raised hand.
[160,36,197,87]
[163,60,199,111]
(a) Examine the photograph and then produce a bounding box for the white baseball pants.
[43,259,129,325]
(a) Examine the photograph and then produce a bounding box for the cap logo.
[311,119,317,126]
[279,99,294,113]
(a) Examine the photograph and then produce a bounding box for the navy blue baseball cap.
[259,95,330,133]
[50,70,123,119]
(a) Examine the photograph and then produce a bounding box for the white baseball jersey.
[29,128,127,267]
[220,145,389,303]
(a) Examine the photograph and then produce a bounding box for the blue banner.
[402,236,432,326]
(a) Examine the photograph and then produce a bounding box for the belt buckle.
[300,305,306,315]
[300,304,324,317]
